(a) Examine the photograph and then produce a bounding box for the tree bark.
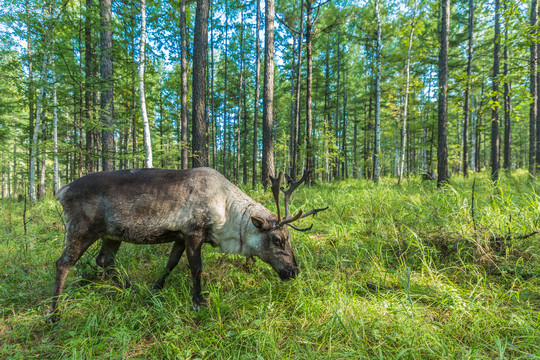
[373,0,382,184]
[491,0,501,181]
[235,11,244,184]
[530,0,538,178]
[53,46,60,193]
[292,0,305,179]
[437,0,450,187]
[191,0,210,168]
[462,0,474,177]
[305,0,314,184]
[399,1,416,184]
[100,0,115,171]
[139,0,153,168]
[181,0,189,169]
[261,0,275,186]
[252,0,261,189]
[85,0,95,174]
[503,8,511,171]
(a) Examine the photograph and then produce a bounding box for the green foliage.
[1,172,540,358]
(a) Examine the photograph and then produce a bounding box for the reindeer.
[46,167,327,322]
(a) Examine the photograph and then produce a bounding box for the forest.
[1,0,540,358]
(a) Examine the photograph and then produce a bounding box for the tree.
[305,0,314,184]
[437,0,450,187]
[191,0,210,168]
[100,0,115,171]
[373,0,382,184]
[180,0,189,169]
[530,0,537,178]
[261,0,275,185]
[503,4,511,171]
[463,0,474,177]
[491,0,501,182]
[398,0,417,184]
[139,0,153,168]
[252,0,261,189]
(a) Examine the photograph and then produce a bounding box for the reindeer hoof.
[45,313,59,324]
[192,295,207,310]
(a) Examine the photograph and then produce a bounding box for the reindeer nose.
[279,266,299,281]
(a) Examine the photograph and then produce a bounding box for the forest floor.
[1,171,540,359]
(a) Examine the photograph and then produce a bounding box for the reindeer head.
[248,171,328,280]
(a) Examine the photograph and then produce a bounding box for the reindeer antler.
[279,170,328,231]
[269,171,284,221]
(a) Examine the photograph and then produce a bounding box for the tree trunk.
[305,0,314,184]
[503,9,511,171]
[210,4,216,169]
[85,0,95,174]
[335,32,341,180]
[437,0,450,187]
[462,0,473,177]
[223,2,229,176]
[491,0,501,181]
[235,11,244,184]
[353,108,358,178]
[100,0,115,171]
[139,0,153,168]
[191,0,210,168]
[252,0,261,189]
[530,0,538,178]
[373,0,382,184]
[181,0,189,169]
[29,48,49,201]
[53,48,60,193]
[261,0,275,186]
[399,1,416,184]
[292,0,305,179]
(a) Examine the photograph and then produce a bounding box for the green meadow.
[1,172,540,359]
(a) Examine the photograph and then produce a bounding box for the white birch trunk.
[398,0,416,184]
[29,49,49,201]
[53,47,60,193]
[139,0,153,168]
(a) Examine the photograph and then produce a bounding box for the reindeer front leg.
[185,234,206,309]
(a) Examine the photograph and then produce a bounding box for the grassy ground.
[1,171,540,359]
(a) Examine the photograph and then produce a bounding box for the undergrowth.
[1,171,540,359]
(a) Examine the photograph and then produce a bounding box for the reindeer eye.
[272,235,282,247]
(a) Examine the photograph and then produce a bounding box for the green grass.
[1,171,540,359]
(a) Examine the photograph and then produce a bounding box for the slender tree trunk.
[85,0,95,174]
[261,0,276,186]
[324,39,330,181]
[503,9,511,171]
[305,0,314,184]
[342,71,348,179]
[252,0,261,189]
[491,0,501,181]
[292,0,305,179]
[139,0,153,168]
[437,0,450,187]
[26,0,35,180]
[210,5,216,169]
[191,0,210,168]
[399,1,416,184]
[12,138,17,199]
[235,12,244,184]
[335,32,341,180]
[463,0,474,177]
[29,48,49,201]
[100,0,115,171]
[353,108,358,178]
[181,0,189,169]
[53,48,59,193]
[373,0,382,184]
[530,0,538,178]
[223,2,229,176]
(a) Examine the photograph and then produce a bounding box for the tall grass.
[1,171,539,359]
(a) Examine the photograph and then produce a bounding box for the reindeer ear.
[251,216,270,230]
